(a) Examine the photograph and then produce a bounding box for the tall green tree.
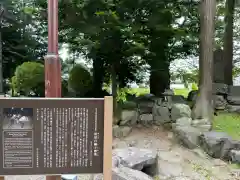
[1,0,47,94]
[223,0,235,85]
[193,0,216,121]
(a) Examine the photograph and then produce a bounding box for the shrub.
[68,64,93,96]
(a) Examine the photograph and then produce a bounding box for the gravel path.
[4,126,240,180]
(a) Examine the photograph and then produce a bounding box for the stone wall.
[187,83,240,113]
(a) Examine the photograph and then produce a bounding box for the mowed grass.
[213,113,240,140]
[174,88,190,97]
[126,88,190,97]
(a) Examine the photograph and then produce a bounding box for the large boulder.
[120,110,138,125]
[199,131,233,158]
[171,104,191,121]
[172,125,202,149]
[112,147,158,176]
[152,105,171,124]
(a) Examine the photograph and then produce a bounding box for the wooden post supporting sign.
[103,96,113,180]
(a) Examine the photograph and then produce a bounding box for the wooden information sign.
[0,97,113,180]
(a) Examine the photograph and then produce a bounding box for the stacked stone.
[226,85,240,113]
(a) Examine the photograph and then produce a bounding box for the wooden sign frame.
[0,96,113,180]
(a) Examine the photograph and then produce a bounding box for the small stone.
[229,150,240,163]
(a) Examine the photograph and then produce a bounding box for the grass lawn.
[173,88,190,98]
[126,88,190,97]
[213,113,240,140]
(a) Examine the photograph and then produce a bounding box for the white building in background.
[170,83,185,89]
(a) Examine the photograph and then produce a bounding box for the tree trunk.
[192,0,216,121]
[149,50,170,97]
[92,57,104,97]
[149,64,170,97]
[223,0,235,85]
[111,63,117,117]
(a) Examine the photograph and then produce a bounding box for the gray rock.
[227,96,240,106]
[175,117,192,126]
[199,131,232,158]
[139,114,153,121]
[120,110,138,125]
[138,101,154,114]
[121,126,132,137]
[173,125,202,149]
[171,104,191,121]
[212,83,228,95]
[112,155,121,168]
[228,85,240,96]
[157,161,183,178]
[112,166,154,180]
[195,124,212,132]
[226,105,240,113]
[171,95,187,104]
[229,150,240,163]
[113,147,158,176]
[154,98,162,106]
[113,125,132,138]
[162,89,174,95]
[191,119,210,126]
[214,95,227,110]
[153,106,171,124]
[191,119,212,132]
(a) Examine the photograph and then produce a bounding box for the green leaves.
[13,62,44,96]
[68,64,93,96]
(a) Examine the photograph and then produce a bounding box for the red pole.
[45,0,61,179]
[45,0,61,98]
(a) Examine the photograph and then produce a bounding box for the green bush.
[68,64,93,96]
[13,62,44,96]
